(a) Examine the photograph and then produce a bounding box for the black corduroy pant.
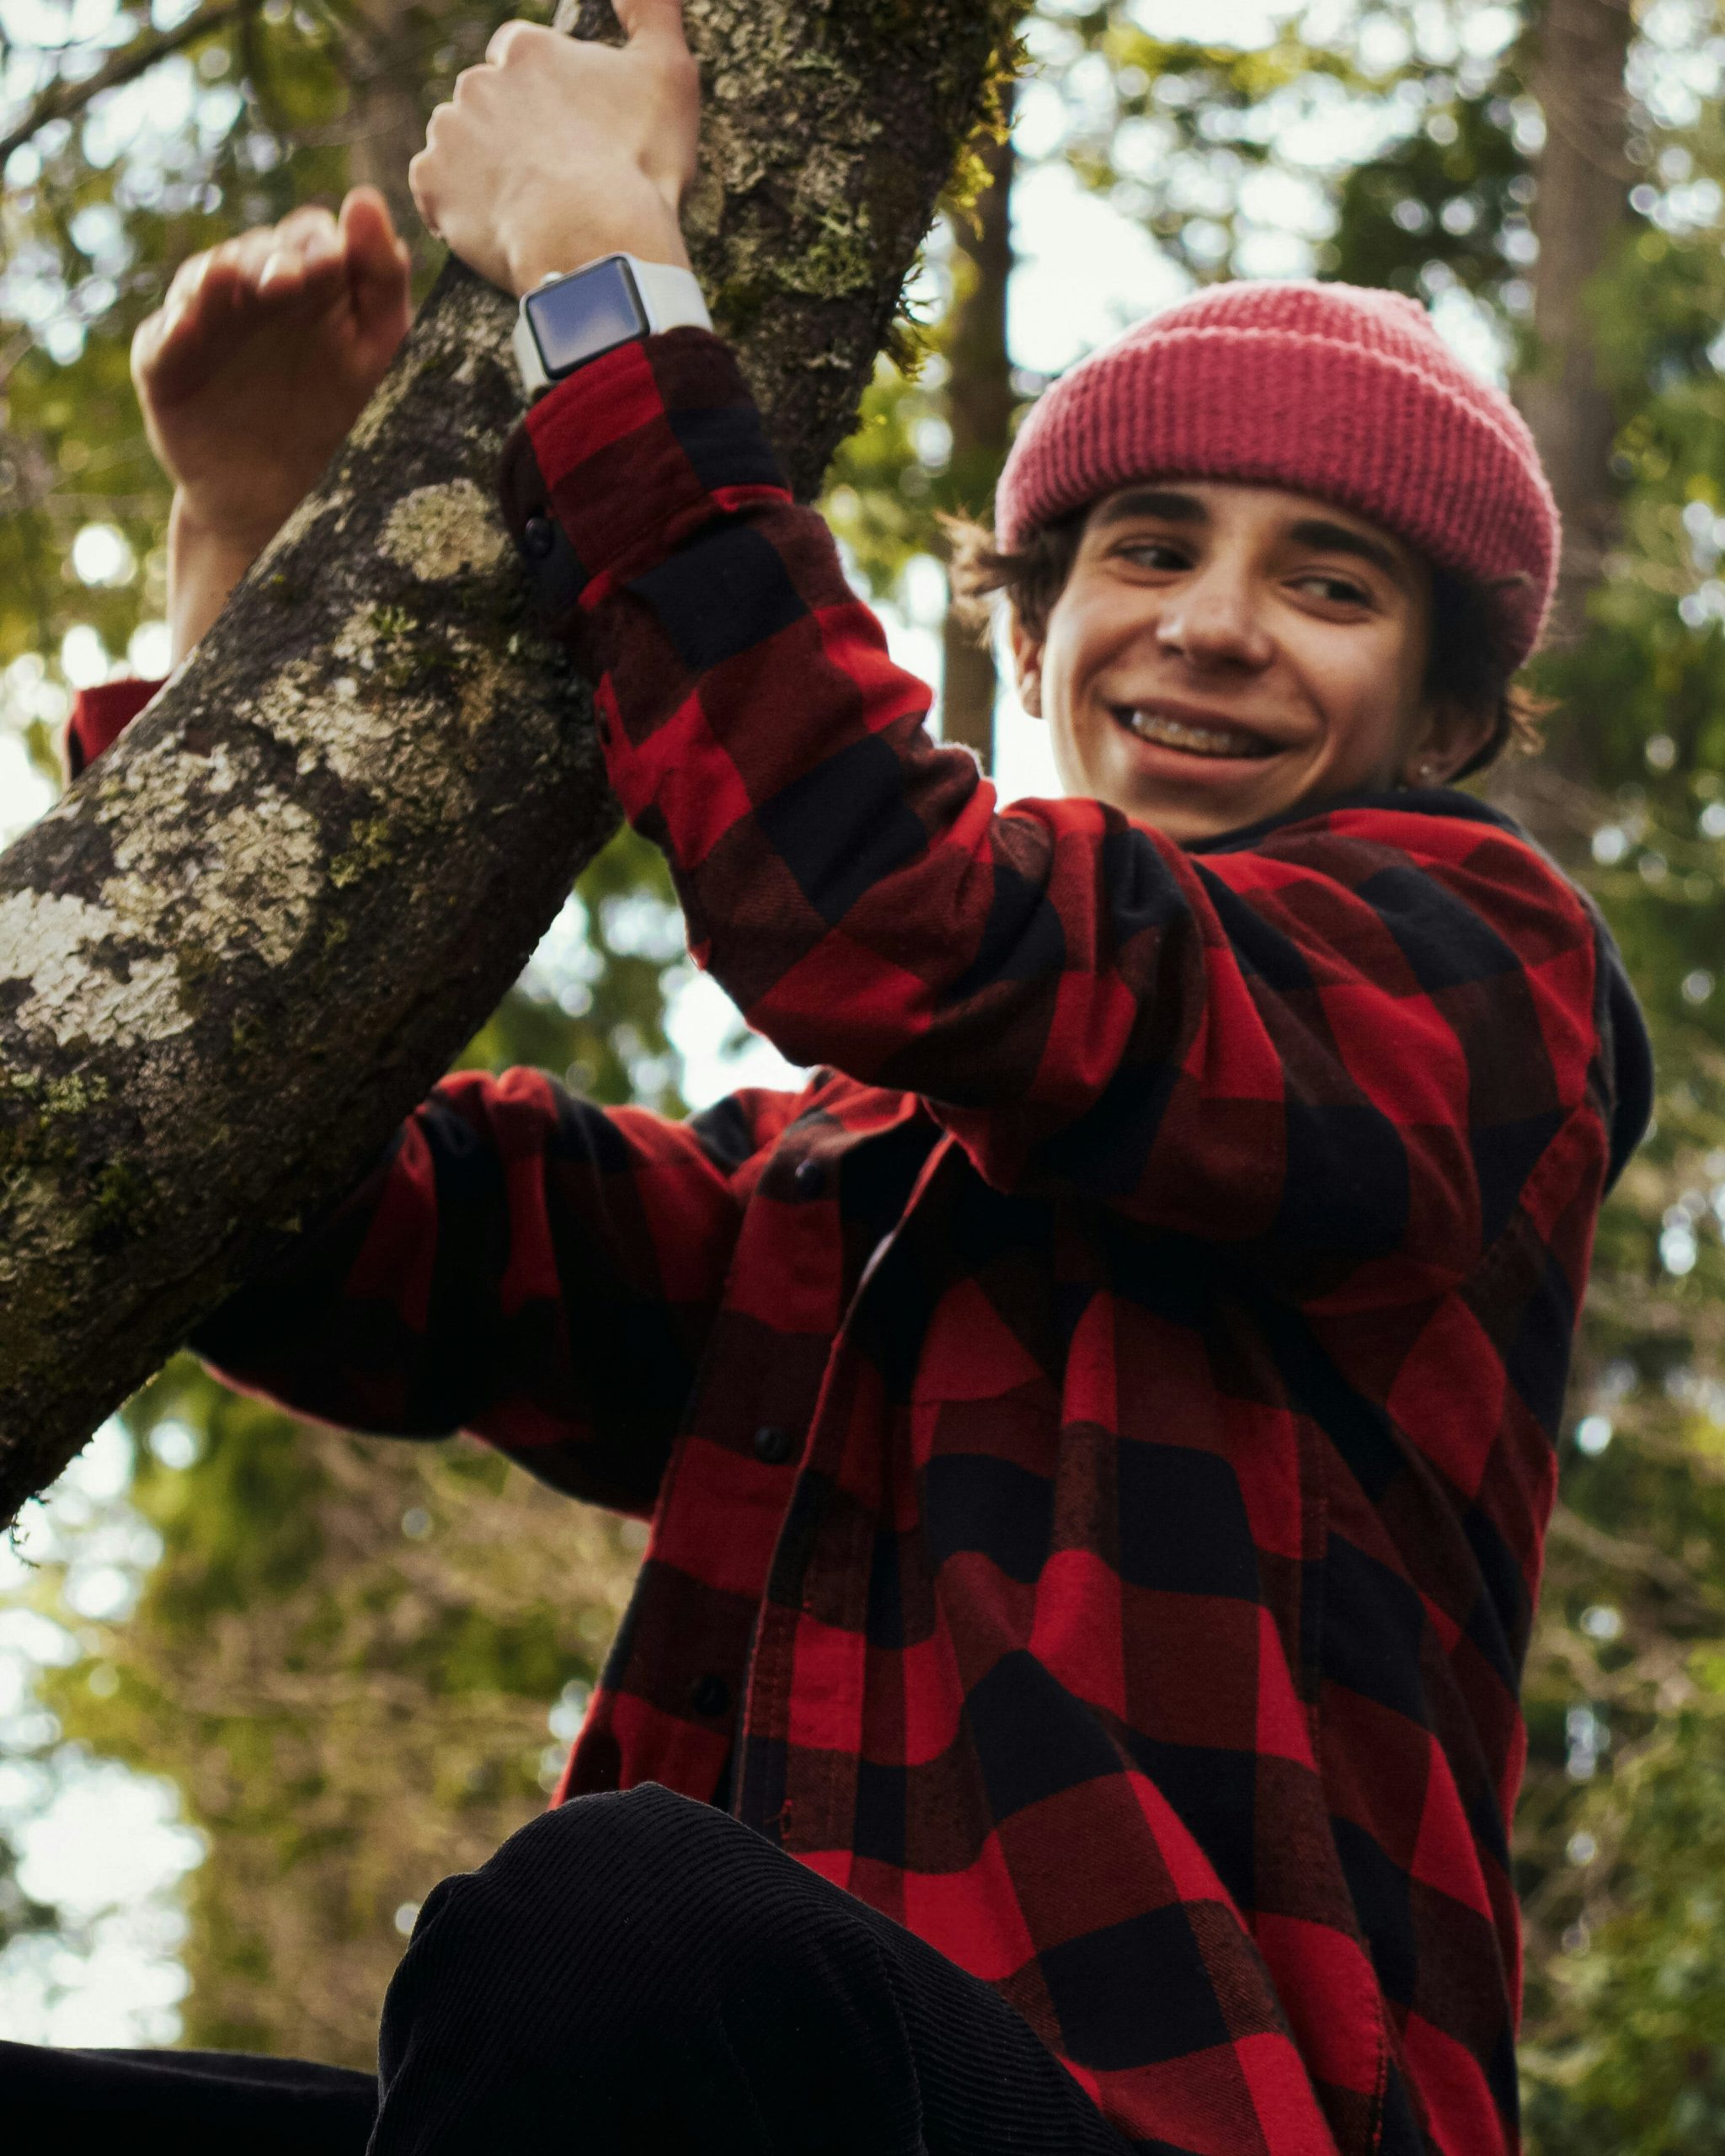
[3,1782,1130,2153]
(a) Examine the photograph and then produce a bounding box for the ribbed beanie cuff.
[995,280,1559,671]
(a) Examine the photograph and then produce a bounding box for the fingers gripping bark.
[413,10,698,292]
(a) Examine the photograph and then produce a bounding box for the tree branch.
[0,0,1020,1522]
[0,0,248,173]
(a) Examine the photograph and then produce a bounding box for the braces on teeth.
[1121,708,1269,758]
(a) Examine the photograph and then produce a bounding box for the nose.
[1156,563,1274,674]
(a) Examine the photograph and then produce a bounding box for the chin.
[1143,806,1243,845]
[1119,781,1279,846]
[1075,735,1293,844]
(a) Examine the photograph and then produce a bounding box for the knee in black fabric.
[376,1785,924,2155]
[403,1785,788,2001]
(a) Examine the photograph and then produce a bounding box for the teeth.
[1121,708,1268,758]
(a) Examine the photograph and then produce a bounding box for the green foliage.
[1330,81,1535,302]
[1063,19,1365,278]
[826,355,950,600]
[1521,1697,1725,2152]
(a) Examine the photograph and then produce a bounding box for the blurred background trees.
[7,0,1725,2140]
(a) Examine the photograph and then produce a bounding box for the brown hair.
[946,512,1544,780]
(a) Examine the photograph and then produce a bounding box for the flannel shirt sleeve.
[64,681,798,1506]
[501,329,1619,1297]
[195,1069,803,1513]
[65,678,162,777]
[61,686,810,1500]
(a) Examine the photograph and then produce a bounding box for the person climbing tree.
[5,1,1652,2148]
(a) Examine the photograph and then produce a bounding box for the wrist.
[168,494,275,666]
[506,225,692,302]
[169,492,286,574]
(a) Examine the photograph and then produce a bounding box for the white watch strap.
[633,259,713,336]
[512,254,713,397]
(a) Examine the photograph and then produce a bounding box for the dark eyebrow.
[1286,518,1404,584]
[1090,493,1406,585]
[1088,488,1210,531]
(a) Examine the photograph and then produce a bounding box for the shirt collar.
[1183,783,1525,857]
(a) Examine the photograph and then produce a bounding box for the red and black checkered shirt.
[74,329,1650,2156]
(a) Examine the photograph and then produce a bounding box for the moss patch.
[0,1070,109,1183]
[328,816,396,890]
[88,1158,156,1247]
[781,206,879,299]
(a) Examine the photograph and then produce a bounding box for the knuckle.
[497,19,543,59]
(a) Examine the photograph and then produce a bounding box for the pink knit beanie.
[995,280,1559,671]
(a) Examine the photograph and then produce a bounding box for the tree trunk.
[344,0,430,257]
[1519,0,1634,648]
[940,94,1016,771]
[1489,0,1633,845]
[0,0,1016,1521]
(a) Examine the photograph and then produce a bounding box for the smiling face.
[1010,479,1496,846]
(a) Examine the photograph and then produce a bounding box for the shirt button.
[752,1424,793,1465]
[521,515,556,560]
[793,1157,825,1196]
[691,1673,731,1719]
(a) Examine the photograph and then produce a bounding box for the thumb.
[341,187,413,339]
[342,187,402,281]
[611,0,687,49]
[130,303,168,384]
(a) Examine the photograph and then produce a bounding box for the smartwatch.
[512,253,713,395]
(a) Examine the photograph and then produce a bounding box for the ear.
[1010,613,1045,720]
[1402,693,1496,786]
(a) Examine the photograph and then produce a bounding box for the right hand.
[409,1,699,299]
[133,187,413,558]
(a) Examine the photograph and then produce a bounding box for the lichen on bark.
[0,0,1017,1522]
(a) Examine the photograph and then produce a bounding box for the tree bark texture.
[1520,0,1634,644]
[940,96,1015,771]
[0,0,1017,1521]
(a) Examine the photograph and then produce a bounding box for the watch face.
[527,257,649,378]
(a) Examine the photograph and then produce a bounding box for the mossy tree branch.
[0,0,1018,1521]
[0,0,250,173]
